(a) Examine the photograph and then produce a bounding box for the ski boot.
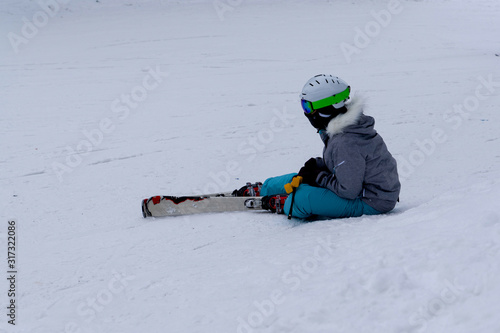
[261,195,288,214]
[232,182,262,197]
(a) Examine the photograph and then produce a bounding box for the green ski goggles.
[301,86,350,114]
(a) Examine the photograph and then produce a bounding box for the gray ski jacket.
[314,96,401,213]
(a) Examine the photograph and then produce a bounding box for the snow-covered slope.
[1,0,499,332]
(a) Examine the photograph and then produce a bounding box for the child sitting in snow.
[246,74,401,219]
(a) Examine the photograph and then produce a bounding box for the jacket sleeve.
[316,145,366,200]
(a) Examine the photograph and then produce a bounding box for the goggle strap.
[311,87,350,110]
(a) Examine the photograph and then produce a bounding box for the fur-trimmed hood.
[325,95,370,137]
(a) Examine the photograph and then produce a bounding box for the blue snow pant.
[260,173,381,219]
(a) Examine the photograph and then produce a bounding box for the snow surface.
[1,0,500,332]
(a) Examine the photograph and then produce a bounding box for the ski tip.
[142,198,152,218]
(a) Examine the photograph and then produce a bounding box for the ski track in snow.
[1,0,500,332]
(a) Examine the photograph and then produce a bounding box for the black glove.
[298,158,324,186]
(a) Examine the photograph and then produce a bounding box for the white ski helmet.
[300,74,350,110]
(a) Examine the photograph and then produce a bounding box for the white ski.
[142,195,263,218]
